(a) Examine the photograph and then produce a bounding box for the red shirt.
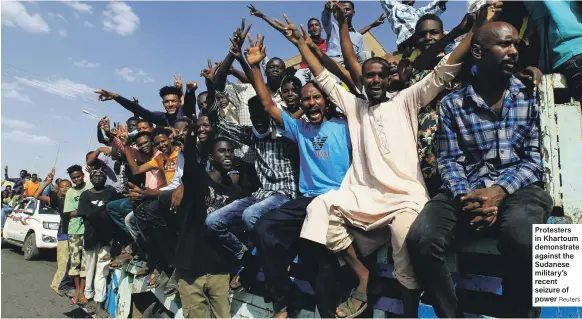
[300,38,327,69]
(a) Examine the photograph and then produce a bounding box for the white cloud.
[114,67,152,83]
[58,29,68,37]
[61,1,92,14]
[48,12,67,21]
[102,2,139,36]
[1,81,33,103]
[1,1,51,34]
[83,20,94,28]
[3,130,56,145]
[1,117,36,130]
[115,67,137,82]
[73,59,100,68]
[14,76,96,101]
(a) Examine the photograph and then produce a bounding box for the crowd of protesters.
[2,0,582,318]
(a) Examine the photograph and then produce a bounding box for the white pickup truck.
[2,197,60,260]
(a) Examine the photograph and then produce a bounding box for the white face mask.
[252,126,271,139]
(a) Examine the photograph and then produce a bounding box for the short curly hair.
[159,86,183,99]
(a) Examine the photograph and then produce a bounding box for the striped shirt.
[437,76,542,199]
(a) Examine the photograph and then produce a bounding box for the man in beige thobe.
[278,9,473,317]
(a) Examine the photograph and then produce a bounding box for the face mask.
[252,126,271,139]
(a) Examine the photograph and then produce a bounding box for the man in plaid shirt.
[407,21,553,318]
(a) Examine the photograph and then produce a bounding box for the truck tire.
[142,301,172,318]
[23,233,39,260]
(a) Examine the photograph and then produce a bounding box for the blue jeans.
[107,198,133,233]
[205,194,290,260]
[1,206,13,229]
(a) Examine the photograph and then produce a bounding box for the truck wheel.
[23,233,39,260]
[142,301,172,318]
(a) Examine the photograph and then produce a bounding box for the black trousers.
[555,53,582,100]
[134,190,177,275]
[254,196,340,317]
[406,184,553,318]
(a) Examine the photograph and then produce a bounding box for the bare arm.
[229,38,255,84]
[33,168,54,203]
[124,145,156,175]
[214,18,252,91]
[336,8,363,90]
[304,26,360,93]
[244,34,284,128]
[86,147,110,166]
[446,1,503,66]
[358,13,386,35]
[229,67,251,83]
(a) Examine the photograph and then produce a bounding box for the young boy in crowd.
[173,118,257,317]
[63,164,93,305]
[33,168,74,297]
[78,168,118,317]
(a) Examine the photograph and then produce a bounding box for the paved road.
[1,243,90,318]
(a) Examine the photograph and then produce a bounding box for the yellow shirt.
[23,180,40,197]
[147,148,180,185]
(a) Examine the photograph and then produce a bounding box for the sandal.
[71,297,79,305]
[164,275,178,297]
[78,297,89,306]
[230,275,242,290]
[147,270,161,288]
[110,253,133,269]
[335,288,368,318]
[134,266,150,277]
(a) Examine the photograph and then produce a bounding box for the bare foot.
[272,311,288,319]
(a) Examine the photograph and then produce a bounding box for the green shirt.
[64,182,93,235]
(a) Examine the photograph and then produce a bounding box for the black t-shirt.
[173,143,260,274]
[48,191,68,236]
[77,186,118,250]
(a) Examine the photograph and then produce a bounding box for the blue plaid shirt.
[437,76,542,199]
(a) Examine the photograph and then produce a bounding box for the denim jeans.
[107,198,133,233]
[205,194,290,260]
[406,184,553,318]
[1,206,13,229]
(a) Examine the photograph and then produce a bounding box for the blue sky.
[1,0,468,181]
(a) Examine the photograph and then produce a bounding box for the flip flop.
[335,288,368,318]
[71,297,79,305]
[78,297,89,305]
